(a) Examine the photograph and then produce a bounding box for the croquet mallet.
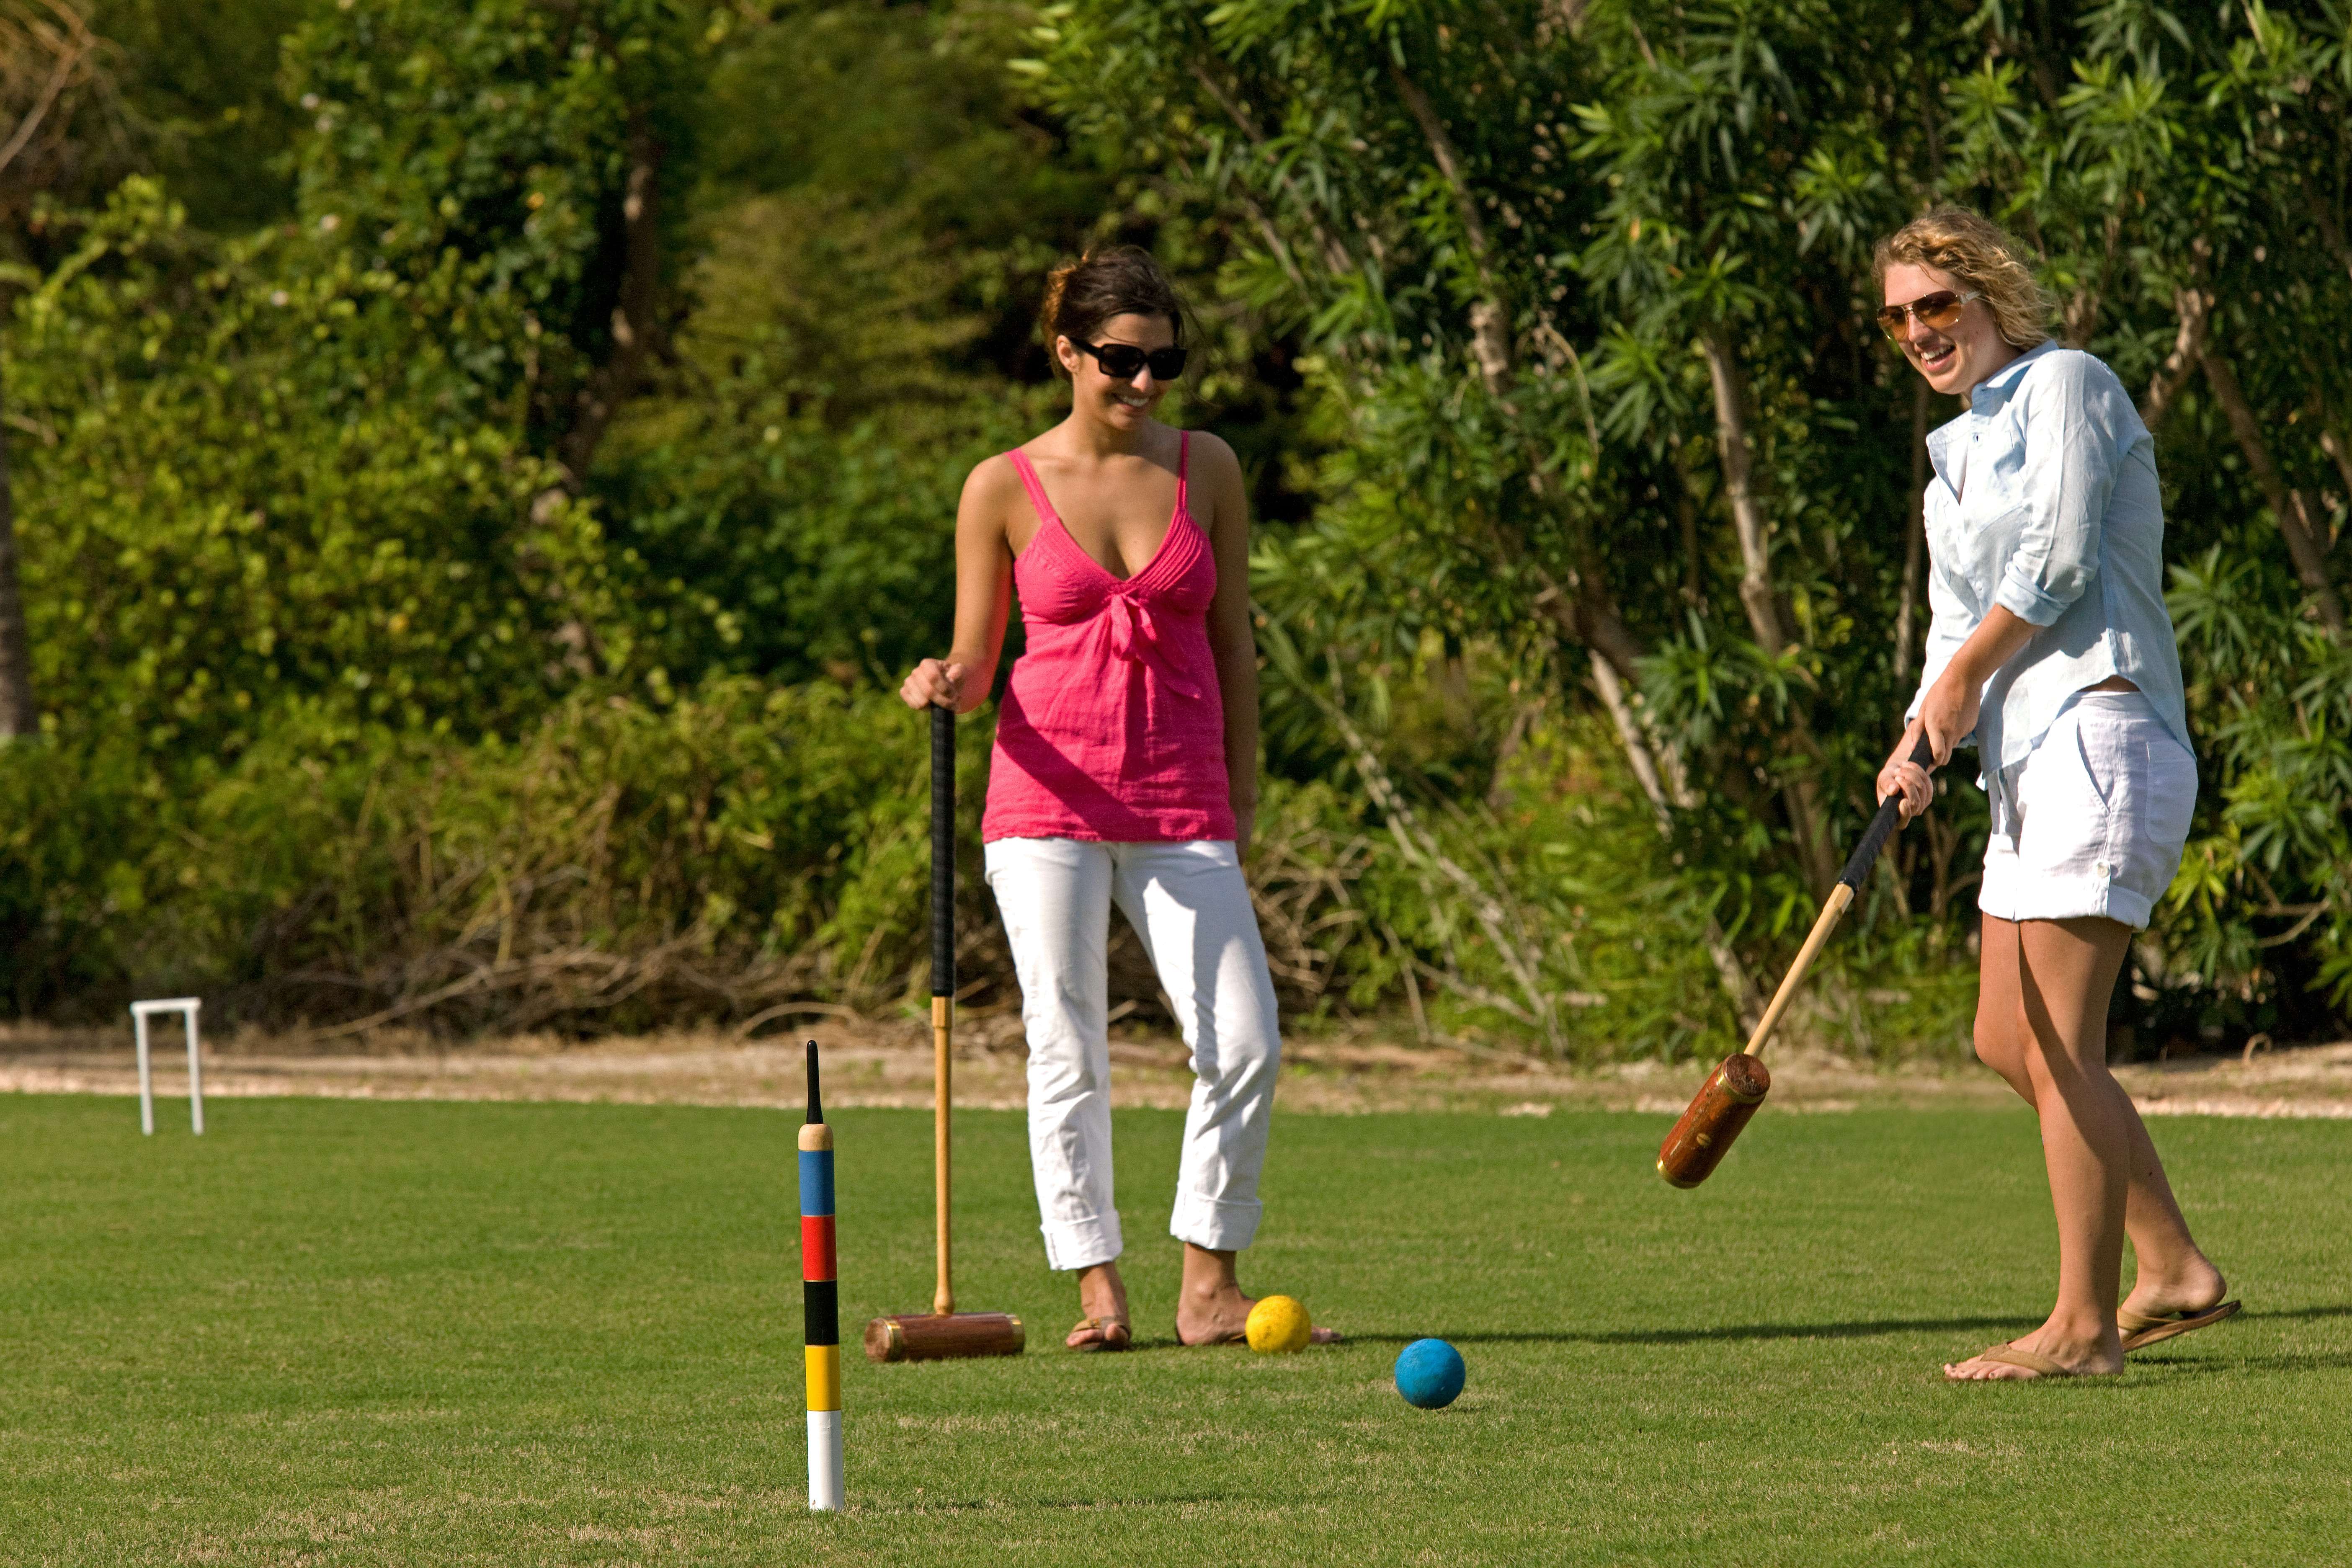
[1657,734,1938,1188]
[863,703,1026,1361]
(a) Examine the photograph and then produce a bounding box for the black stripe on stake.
[803,1279,840,1347]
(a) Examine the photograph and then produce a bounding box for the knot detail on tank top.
[1103,591,1201,700]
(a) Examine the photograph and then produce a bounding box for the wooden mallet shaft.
[1657,734,1937,1188]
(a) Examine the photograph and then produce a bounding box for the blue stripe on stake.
[799,1149,835,1217]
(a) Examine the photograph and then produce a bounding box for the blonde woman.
[1873,209,2236,1380]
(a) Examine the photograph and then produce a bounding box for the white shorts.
[1978,690,2195,930]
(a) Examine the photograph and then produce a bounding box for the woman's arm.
[1198,434,1260,853]
[1994,353,2129,629]
[899,457,1017,713]
[1879,604,2035,817]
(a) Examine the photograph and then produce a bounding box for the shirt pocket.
[1980,422,2028,496]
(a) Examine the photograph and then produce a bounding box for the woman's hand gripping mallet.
[1656,732,1939,1187]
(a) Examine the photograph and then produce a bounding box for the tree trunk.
[556,111,663,483]
[1390,67,1514,393]
[1190,62,1359,280]
[2317,423,2352,529]
[2138,286,2208,433]
[1893,378,1930,687]
[1697,327,1839,896]
[2198,345,2346,633]
[1390,63,1689,792]
[0,366,37,740]
[1391,65,1751,1015]
[1590,656,1759,1029]
[2307,186,2352,286]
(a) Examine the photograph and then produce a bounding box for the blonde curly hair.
[1872,208,2054,350]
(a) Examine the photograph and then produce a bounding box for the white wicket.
[131,998,204,1135]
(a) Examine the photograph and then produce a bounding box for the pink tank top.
[983,432,1235,844]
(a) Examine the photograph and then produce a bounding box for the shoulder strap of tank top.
[1174,431,1190,514]
[1004,449,1060,529]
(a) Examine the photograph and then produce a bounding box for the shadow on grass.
[1335,1316,2030,1347]
[2136,1352,2352,1375]
[856,1493,1239,1517]
[1331,1303,2352,1350]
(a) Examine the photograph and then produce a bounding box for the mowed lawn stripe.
[1,1095,2343,1565]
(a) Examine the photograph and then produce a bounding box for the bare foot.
[1944,1318,2124,1380]
[1173,1243,1341,1346]
[2117,1255,2227,1326]
[1066,1261,1130,1350]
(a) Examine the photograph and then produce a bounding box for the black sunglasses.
[1073,339,1189,381]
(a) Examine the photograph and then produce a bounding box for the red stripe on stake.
[801,1215,837,1282]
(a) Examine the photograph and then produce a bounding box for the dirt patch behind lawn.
[6,1014,2348,1121]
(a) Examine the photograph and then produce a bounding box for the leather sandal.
[1066,1314,1131,1352]
[2118,1300,2239,1353]
[1177,1324,1248,1347]
[1176,1322,1345,1347]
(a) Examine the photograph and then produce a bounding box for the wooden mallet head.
[1656,734,1936,1188]
[1656,1050,1772,1188]
[863,1310,1026,1362]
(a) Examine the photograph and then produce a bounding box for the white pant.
[1979,689,2197,930]
[983,838,1282,1271]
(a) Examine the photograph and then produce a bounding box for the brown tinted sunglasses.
[1874,289,1982,342]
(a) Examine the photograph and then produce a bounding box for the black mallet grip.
[1837,731,1939,891]
[931,702,954,1001]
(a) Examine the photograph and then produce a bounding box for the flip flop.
[1066,1314,1131,1352]
[2118,1300,2239,1353]
[1176,1324,1248,1347]
[1176,1323,1346,1347]
[1947,1342,2079,1380]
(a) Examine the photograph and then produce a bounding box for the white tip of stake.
[807,1409,843,1511]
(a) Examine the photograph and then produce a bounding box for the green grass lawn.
[3,1092,2346,1566]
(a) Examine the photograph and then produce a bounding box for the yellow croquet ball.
[1245,1294,1312,1354]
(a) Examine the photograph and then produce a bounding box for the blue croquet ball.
[1393,1338,1466,1409]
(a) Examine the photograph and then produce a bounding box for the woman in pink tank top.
[900,248,1333,1353]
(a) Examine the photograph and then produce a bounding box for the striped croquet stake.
[800,1039,844,1511]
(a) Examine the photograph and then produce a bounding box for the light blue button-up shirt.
[1907,340,2192,793]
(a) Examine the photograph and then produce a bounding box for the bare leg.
[1067,1261,1130,1348]
[1968,918,2226,1334]
[2113,1111,2227,1320]
[1949,915,2138,1379]
[1175,1244,1340,1346]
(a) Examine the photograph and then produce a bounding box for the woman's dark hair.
[1040,245,1189,377]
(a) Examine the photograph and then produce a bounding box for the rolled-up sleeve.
[1994,356,2125,627]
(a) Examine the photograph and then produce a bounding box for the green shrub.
[0,680,968,1033]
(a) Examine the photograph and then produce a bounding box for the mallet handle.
[931,704,956,1318]
[1743,733,1937,1060]
[1835,732,1937,893]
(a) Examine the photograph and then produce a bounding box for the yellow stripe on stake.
[804,1344,842,1412]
